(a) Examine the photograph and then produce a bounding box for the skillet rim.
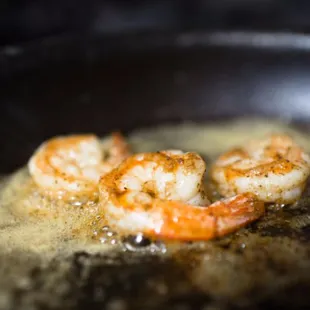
[2,30,310,78]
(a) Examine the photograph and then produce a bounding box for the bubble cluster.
[122,233,167,253]
[93,226,120,246]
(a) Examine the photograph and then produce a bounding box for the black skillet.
[1,31,310,309]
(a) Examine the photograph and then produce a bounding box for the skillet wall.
[1,33,310,173]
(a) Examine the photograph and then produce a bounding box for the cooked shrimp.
[97,151,264,241]
[211,134,310,204]
[28,132,130,200]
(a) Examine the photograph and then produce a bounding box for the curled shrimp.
[211,134,310,204]
[97,151,264,241]
[28,132,130,201]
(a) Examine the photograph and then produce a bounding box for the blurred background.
[1,0,310,46]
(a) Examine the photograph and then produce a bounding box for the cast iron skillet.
[1,31,310,309]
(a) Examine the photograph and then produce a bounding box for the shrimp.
[211,134,310,204]
[97,151,264,241]
[28,132,130,201]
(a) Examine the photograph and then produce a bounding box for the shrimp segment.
[98,151,264,241]
[28,132,130,199]
[104,193,264,241]
[101,132,131,171]
[211,134,310,204]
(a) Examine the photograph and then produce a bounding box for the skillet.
[1,31,310,309]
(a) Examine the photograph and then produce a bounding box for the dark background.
[1,0,310,46]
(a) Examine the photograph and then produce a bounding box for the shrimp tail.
[146,193,265,241]
[111,131,131,160]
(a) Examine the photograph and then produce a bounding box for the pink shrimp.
[28,132,130,201]
[98,151,264,241]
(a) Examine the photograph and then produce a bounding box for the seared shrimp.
[28,132,130,201]
[211,134,310,204]
[98,151,264,241]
